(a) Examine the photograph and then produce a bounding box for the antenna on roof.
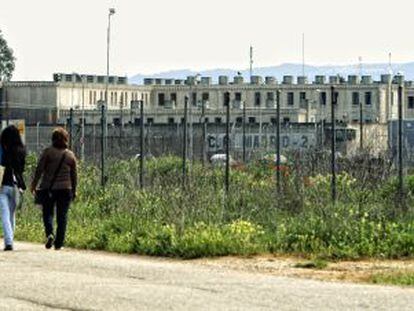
[302,33,305,76]
[249,45,253,80]
[388,52,393,75]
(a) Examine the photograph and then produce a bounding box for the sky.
[1,0,413,81]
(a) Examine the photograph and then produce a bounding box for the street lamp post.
[101,7,115,187]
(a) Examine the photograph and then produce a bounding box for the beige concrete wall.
[347,123,388,155]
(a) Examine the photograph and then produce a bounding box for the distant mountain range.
[129,62,414,85]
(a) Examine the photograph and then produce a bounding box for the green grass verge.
[10,155,414,259]
[370,271,414,286]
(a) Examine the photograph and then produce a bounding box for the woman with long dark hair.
[0,125,26,251]
[30,127,77,250]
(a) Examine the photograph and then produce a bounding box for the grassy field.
[13,154,414,259]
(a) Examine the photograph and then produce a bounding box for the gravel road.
[0,242,413,310]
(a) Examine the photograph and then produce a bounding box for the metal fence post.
[202,100,207,166]
[359,100,364,151]
[140,100,144,189]
[182,96,188,189]
[331,86,337,204]
[225,92,230,194]
[69,108,74,150]
[398,84,404,209]
[276,90,281,195]
[242,98,247,163]
[101,102,106,187]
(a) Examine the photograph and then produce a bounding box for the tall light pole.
[106,8,116,105]
[102,7,115,187]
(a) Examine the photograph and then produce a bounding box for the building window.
[270,117,277,124]
[223,93,230,107]
[202,92,209,101]
[365,92,372,105]
[235,92,242,101]
[147,118,154,124]
[287,92,294,106]
[248,117,256,124]
[255,92,261,106]
[409,96,414,109]
[192,92,197,106]
[352,92,360,105]
[283,117,290,124]
[267,92,275,101]
[320,92,326,105]
[168,117,175,124]
[113,118,121,126]
[300,92,306,103]
[332,92,339,105]
[170,93,177,103]
[236,117,243,124]
[158,93,165,106]
[215,117,222,124]
[134,118,141,126]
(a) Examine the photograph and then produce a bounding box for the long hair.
[1,125,24,154]
[52,127,69,149]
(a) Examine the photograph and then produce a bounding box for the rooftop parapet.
[314,75,326,84]
[361,75,373,85]
[165,79,174,85]
[250,75,263,85]
[329,76,340,84]
[186,76,197,85]
[53,73,127,84]
[155,78,165,85]
[201,77,212,85]
[282,75,293,84]
[265,76,277,85]
[144,78,155,85]
[297,76,308,85]
[218,75,229,85]
[347,75,360,85]
[175,79,184,85]
[234,76,244,85]
[393,74,405,85]
[381,74,392,84]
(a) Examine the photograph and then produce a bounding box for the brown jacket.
[32,147,77,193]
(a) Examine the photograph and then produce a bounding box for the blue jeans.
[0,186,18,247]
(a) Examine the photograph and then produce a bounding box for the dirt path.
[191,254,414,284]
[0,242,413,310]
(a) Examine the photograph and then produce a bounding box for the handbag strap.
[48,151,67,191]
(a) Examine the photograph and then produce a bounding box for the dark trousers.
[42,189,72,248]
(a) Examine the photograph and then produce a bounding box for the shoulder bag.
[34,151,67,205]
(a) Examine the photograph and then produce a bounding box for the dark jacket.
[32,147,77,194]
[2,147,27,190]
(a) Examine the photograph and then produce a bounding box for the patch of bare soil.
[189,255,414,285]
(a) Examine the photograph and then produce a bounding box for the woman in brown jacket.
[30,128,77,250]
